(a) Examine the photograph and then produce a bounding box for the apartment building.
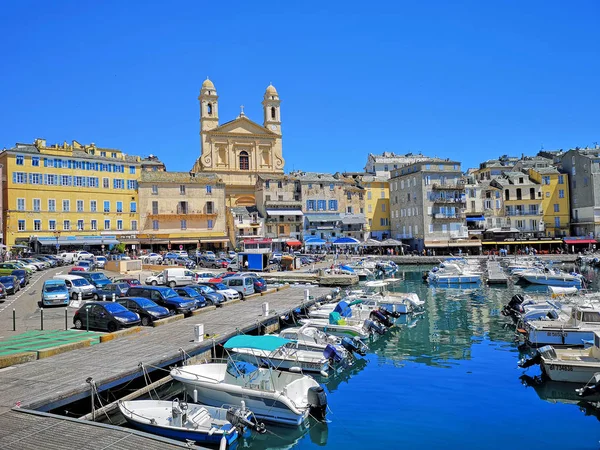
[364,152,429,178]
[528,167,569,237]
[0,139,152,251]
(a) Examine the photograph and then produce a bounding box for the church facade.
[192,79,285,207]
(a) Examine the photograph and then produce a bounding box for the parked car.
[94,256,108,269]
[11,269,29,288]
[173,250,189,258]
[19,258,46,271]
[113,277,142,287]
[196,255,217,268]
[174,257,196,269]
[204,251,216,259]
[75,260,94,272]
[194,272,217,283]
[73,301,140,332]
[0,276,20,295]
[217,252,228,260]
[0,283,7,300]
[220,275,255,299]
[41,280,69,306]
[174,286,207,309]
[96,283,130,300]
[53,274,97,300]
[69,271,112,288]
[201,282,240,301]
[70,266,86,272]
[31,255,57,267]
[269,253,283,264]
[228,251,237,260]
[74,251,94,262]
[245,273,268,293]
[117,297,170,326]
[213,258,230,269]
[162,253,179,261]
[141,253,163,264]
[188,284,225,306]
[0,262,33,276]
[126,286,197,316]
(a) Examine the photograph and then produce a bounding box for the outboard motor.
[341,336,368,356]
[307,386,328,421]
[507,294,525,311]
[576,374,600,398]
[226,406,266,434]
[365,319,387,335]
[518,346,556,369]
[323,344,344,365]
[378,308,401,319]
[370,310,393,328]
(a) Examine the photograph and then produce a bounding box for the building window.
[543,176,550,185]
[131,220,138,231]
[63,220,70,231]
[347,206,353,213]
[347,192,352,200]
[207,103,213,115]
[180,185,186,195]
[117,220,123,230]
[104,220,111,230]
[559,190,565,198]
[152,201,158,215]
[116,201,123,213]
[271,106,276,119]
[13,172,26,184]
[330,183,334,191]
[329,200,338,211]
[113,179,124,189]
[152,185,158,195]
[317,200,326,211]
[239,151,249,170]
[90,200,97,212]
[129,165,136,174]
[48,220,56,231]
[103,178,109,189]
[152,220,159,230]
[558,175,564,184]
[48,199,56,212]
[77,200,84,212]
[90,220,97,231]
[16,155,24,165]
[32,156,40,166]
[367,191,372,200]
[178,201,188,214]
[17,198,25,211]
[17,220,25,231]
[554,204,559,213]
[62,200,70,212]
[34,220,41,231]
[77,219,84,231]
[278,181,283,189]
[265,181,270,189]
[181,220,187,230]
[206,201,214,214]
[307,200,315,211]
[206,185,212,194]
[207,219,214,229]
[554,217,561,228]
[382,204,386,212]
[104,201,110,213]
[130,202,137,212]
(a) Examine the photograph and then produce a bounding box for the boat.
[519,333,600,384]
[298,310,382,340]
[426,262,482,284]
[277,324,369,357]
[522,304,600,347]
[223,335,339,376]
[516,267,584,288]
[170,359,328,426]
[118,398,265,446]
[346,280,424,314]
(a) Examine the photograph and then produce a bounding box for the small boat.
[347,280,424,314]
[426,263,482,284]
[523,305,600,347]
[517,267,584,288]
[171,360,328,426]
[277,324,369,357]
[519,333,600,384]
[223,335,337,376]
[298,311,381,341]
[118,398,265,446]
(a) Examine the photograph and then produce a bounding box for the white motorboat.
[170,360,327,426]
[118,398,264,446]
[516,267,584,288]
[523,304,600,347]
[426,263,482,284]
[519,332,600,384]
[298,312,381,341]
[277,324,369,357]
[223,335,336,375]
[346,280,424,314]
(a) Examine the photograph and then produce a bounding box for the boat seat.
[188,407,211,426]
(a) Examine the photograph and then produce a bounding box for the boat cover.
[340,265,355,273]
[329,311,346,325]
[224,335,290,351]
[226,360,259,378]
[333,301,352,317]
[348,299,363,307]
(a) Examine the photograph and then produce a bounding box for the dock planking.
[0,285,334,448]
[486,260,509,285]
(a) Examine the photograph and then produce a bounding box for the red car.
[209,272,237,283]
[70,266,85,272]
[113,278,142,287]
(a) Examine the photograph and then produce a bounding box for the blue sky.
[1,0,599,173]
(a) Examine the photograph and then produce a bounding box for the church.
[192,79,285,207]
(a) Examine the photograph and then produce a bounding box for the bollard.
[112,293,116,302]
[40,307,44,331]
[78,292,82,303]
[194,324,204,343]
[103,294,106,302]
[304,288,310,302]
[262,302,270,316]
[86,307,89,332]
[12,308,16,331]
[65,307,68,330]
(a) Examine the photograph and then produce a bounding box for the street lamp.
[53,230,61,255]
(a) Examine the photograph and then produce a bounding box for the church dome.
[265,84,278,95]
[202,78,215,90]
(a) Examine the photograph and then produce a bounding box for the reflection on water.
[241,417,328,450]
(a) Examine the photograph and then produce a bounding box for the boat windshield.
[226,360,258,378]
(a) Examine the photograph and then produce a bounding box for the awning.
[244,238,272,245]
[498,240,563,245]
[448,241,482,247]
[305,238,326,245]
[340,214,366,225]
[266,209,303,216]
[424,240,450,248]
[306,214,340,223]
[286,239,302,247]
[564,239,596,245]
[200,238,229,243]
[168,240,201,245]
[39,238,120,246]
[466,216,485,222]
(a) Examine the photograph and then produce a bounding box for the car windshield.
[96,257,106,261]
[182,288,200,297]
[202,286,215,293]
[213,283,228,290]
[133,298,157,308]
[103,303,128,313]
[0,277,13,283]
[116,283,129,290]
[44,284,65,292]
[72,279,89,287]
[163,288,178,298]
[78,262,90,266]
[90,273,109,280]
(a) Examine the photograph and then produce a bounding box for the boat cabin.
[570,306,600,325]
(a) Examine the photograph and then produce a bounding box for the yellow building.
[0,139,156,251]
[362,175,390,240]
[137,171,229,251]
[191,78,285,207]
[528,167,570,237]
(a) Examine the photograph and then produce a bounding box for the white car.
[206,281,240,301]
[94,256,108,269]
[228,251,237,259]
[145,272,166,286]
[75,251,94,262]
[204,251,216,259]
[173,250,189,258]
[141,253,163,264]
[195,272,217,283]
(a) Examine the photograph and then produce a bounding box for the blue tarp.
[340,265,355,273]
[305,238,326,245]
[224,335,290,351]
[333,301,352,317]
[333,237,360,245]
[466,216,485,221]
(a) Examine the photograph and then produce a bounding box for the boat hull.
[521,275,582,288]
[526,328,594,347]
[429,275,481,284]
[541,361,600,384]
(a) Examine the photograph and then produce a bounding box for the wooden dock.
[486,260,509,285]
[0,285,335,448]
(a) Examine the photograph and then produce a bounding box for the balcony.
[505,209,541,217]
[148,208,218,219]
[429,197,466,204]
[432,183,465,190]
[433,214,465,221]
[266,216,303,224]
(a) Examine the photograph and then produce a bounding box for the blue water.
[243,264,600,450]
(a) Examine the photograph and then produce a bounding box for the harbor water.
[191,264,600,449]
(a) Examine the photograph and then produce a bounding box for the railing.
[148,209,218,219]
[433,214,465,220]
[450,231,469,239]
[504,210,541,216]
[432,183,465,190]
[429,197,466,204]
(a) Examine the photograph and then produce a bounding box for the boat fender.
[307,386,328,421]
